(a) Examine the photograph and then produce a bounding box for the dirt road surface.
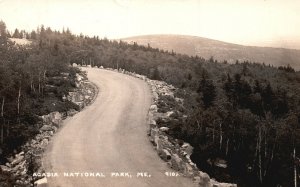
[43,68,197,187]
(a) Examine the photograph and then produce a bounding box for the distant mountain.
[122,35,300,70]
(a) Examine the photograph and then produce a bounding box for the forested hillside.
[1,20,300,186]
[123,35,300,70]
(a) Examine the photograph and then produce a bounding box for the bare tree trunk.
[264,132,267,157]
[30,79,33,92]
[294,147,297,187]
[1,97,4,144]
[42,70,47,95]
[219,123,223,150]
[1,97,4,117]
[17,84,21,115]
[38,71,41,94]
[212,123,215,143]
[6,120,9,137]
[1,122,3,144]
[226,138,229,156]
[258,126,262,183]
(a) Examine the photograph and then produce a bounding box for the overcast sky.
[0,0,299,49]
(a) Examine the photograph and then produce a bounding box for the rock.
[199,171,211,187]
[193,176,201,183]
[181,143,193,157]
[153,92,159,100]
[52,126,58,132]
[149,119,157,129]
[19,151,25,155]
[50,112,62,126]
[175,97,184,103]
[7,156,14,162]
[150,128,159,144]
[214,158,228,168]
[211,182,237,187]
[11,155,24,166]
[34,177,47,187]
[166,111,174,117]
[150,105,158,111]
[67,109,78,116]
[170,154,184,171]
[154,135,161,149]
[183,163,194,177]
[40,139,49,147]
[159,149,172,161]
[31,139,37,145]
[0,165,11,173]
[72,63,78,67]
[40,125,52,131]
[12,160,26,173]
[20,168,27,175]
[160,127,169,132]
[5,162,11,167]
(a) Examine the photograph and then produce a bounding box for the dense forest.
[0,20,79,164]
[1,20,300,186]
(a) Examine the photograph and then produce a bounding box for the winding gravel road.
[43,68,196,187]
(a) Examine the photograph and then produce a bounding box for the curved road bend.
[43,68,197,187]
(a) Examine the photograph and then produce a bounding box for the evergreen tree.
[198,76,216,108]
[12,28,20,38]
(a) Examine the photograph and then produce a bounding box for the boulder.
[170,154,184,171]
[214,158,228,168]
[150,105,158,111]
[52,126,58,132]
[50,112,62,126]
[149,119,157,129]
[40,125,52,132]
[150,128,159,143]
[40,139,49,148]
[156,136,168,151]
[160,127,169,132]
[0,165,11,173]
[34,177,47,187]
[11,155,24,166]
[159,149,172,161]
[193,176,201,183]
[199,171,211,187]
[5,162,11,167]
[67,109,78,116]
[166,111,174,117]
[183,162,194,177]
[153,92,159,100]
[181,143,193,158]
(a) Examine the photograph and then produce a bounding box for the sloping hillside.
[122,35,300,70]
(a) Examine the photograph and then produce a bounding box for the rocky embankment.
[0,71,97,187]
[124,71,236,187]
